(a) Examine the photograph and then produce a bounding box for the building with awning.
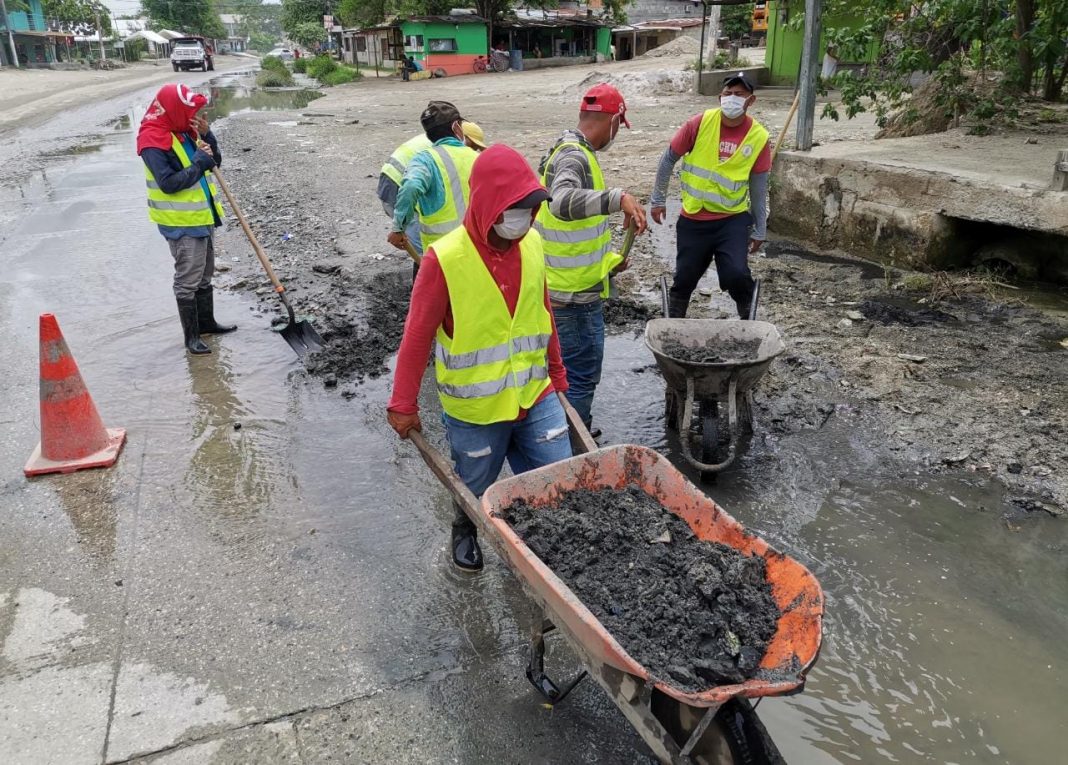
[497,8,612,70]
[0,0,74,66]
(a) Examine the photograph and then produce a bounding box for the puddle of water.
[590,330,1068,762]
[200,81,323,121]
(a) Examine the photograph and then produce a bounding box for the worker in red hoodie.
[387,145,573,573]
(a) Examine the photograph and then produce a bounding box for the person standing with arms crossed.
[650,73,770,319]
[535,84,647,433]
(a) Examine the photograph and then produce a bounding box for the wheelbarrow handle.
[408,430,481,517]
[560,395,597,455]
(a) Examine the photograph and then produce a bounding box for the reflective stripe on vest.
[534,141,622,297]
[680,108,769,217]
[380,134,433,186]
[418,144,476,251]
[434,226,554,425]
[144,134,225,228]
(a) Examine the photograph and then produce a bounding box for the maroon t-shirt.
[670,112,772,221]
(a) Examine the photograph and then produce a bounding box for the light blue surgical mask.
[720,94,747,119]
[493,207,532,240]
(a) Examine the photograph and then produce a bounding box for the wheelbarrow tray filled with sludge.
[480,444,824,712]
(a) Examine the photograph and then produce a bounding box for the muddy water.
[3,79,1065,763]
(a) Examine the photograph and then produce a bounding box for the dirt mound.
[564,69,694,100]
[639,36,700,59]
[604,296,659,327]
[503,486,781,691]
[660,336,763,364]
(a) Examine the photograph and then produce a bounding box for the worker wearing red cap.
[650,72,771,319]
[535,83,647,434]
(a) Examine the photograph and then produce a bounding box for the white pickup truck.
[171,38,214,72]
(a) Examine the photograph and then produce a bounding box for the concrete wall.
[770,153,1068,280]
[696,66,769,96]
[625,0,703,26]
[520,54,597,70]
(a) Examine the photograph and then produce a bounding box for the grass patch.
[256,67,294,87]
[320,65,360,86]
[260,55,289,73]
[306,55,337,80]
[293,57,307,74]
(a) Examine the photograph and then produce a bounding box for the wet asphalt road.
[2,76,1067,765]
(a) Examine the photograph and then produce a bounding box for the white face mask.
[493,207,532,241]
[720,94,748,119]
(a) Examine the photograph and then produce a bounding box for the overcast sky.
[99,1,282,19]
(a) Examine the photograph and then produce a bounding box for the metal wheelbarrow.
[645,319,786,477]
[408,415,822,763]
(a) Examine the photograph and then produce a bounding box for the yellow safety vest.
[144,134,225,227]
[434,226,554,425]
[680,109,769,216]
[534,142,622,297]
[419,143,477,251]
[380,134,432,186]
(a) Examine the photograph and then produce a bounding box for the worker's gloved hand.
[621,193,648,235]
[388,410,421,439]
[748,238,764,255]
[387,231,409,252]
[191,113,210,137]
[650,205,667,225]
[613,257,631,274]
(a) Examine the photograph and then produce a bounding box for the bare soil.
[659,336,764,364]
[502,486,781,690]
[209,60,1066,515]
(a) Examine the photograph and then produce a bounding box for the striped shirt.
[538,130,624,304]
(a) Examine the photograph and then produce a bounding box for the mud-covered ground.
[210,62,1067,516]
[503,486,780,690]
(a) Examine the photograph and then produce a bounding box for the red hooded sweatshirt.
[387,145,568,417]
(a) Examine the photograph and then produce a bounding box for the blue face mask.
[493,207,532,240]
[720,94,747,119]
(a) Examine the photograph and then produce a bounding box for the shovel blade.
[280,319,324,358]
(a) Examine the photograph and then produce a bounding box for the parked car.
[171,37,214,72]
[266,48,295,61]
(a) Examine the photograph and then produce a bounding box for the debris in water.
[502,486,781,690]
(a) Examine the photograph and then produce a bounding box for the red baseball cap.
[580,83,630,128]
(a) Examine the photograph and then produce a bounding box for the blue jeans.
[444,394,573,531]
[552,300,605,428]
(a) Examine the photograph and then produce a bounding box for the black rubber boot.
[194,286,237,334]
[177,298,211,355]
[451,503,483,573]
[667,295,690,319]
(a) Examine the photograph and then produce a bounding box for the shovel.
[211,168,324,358]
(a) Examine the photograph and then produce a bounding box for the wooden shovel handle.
[404,240,422,265]
[211,167,286,294]
[773,90,802,161]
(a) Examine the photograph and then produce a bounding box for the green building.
[399,14,488,77]
[765,0,877,85]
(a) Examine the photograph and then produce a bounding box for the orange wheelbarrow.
[408,407,823,763]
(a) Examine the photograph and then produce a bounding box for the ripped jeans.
[444,393,573,532]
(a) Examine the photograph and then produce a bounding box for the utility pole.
[795,0,822,151]
[1,0,21,68]
[95,6,106,62]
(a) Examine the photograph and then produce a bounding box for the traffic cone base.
[24,427,126,477]
[24,313,127,477]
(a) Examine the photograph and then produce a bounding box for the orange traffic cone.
[24,314,126,477]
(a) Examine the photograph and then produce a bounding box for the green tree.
[141,0,225,38]
[811,0,1068,133]
[721,2,754,39]
[42,0,111,36]
[289,20,327,50]
[280,0,329,36]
